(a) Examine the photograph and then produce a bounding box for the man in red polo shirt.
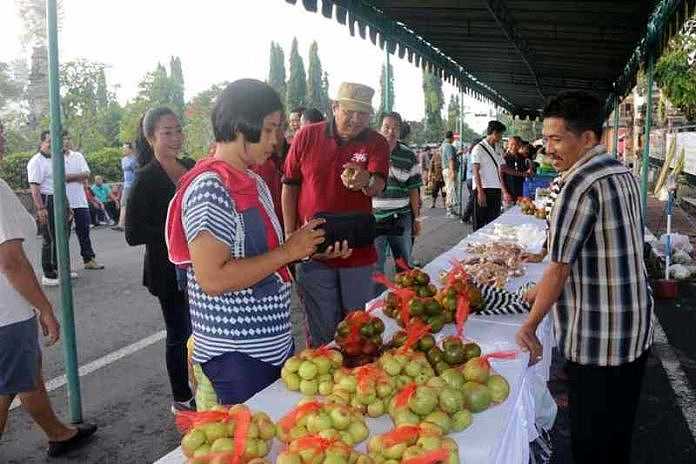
[282,82,389,346]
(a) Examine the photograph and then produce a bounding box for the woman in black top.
[125,107,195,412]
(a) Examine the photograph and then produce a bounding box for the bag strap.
[476,141,502,186]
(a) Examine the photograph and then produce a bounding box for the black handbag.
[312,211,376,253]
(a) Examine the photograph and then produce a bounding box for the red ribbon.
[455,293,470,338]
[355,363,387,390]
[314,344,333,357]
[395,257,412,272]
[279,401,323,431]
[400,319,431,352]
[381,425,421,447]
[394,382,418,408]
[292,435,351,453]
[175,410,230,434]
[481,350,518,368]
[403,448,450,464]
[229,407,251,464]
[366,300,385,313]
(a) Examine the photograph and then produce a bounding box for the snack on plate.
[177,404,275,464]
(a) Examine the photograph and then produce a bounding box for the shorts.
[120,186,132,208]
[0,316,40,395]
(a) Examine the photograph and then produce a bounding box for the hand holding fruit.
[341,163,370,191]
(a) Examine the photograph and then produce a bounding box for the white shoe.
[42,276,60,287]
[70,271,79,279]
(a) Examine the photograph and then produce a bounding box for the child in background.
[186,336,218,410]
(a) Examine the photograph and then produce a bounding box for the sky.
[0,0,494,132]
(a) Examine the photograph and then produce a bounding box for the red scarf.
[166,157,290,282]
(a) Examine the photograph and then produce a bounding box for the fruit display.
[386,380,475,435]
[281,347,344,396]
[279,435,374,464]
[367,424,459,464]
[518,197,546,219]
[446,353,514,413]
[277,399,370,447]
[328,363,397,417]
[177,404,275,463]
[335,310,385,366]
[421,337,482,376]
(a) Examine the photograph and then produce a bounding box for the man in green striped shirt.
[373,112,422,296]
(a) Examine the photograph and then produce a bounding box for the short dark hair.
[486,121,507,135]
[212,79,284,143]
[290,106,306,116]
[380,111,403,127]
[543,90,604,139]
[40,130,50,142]
[445,130,454,139]
[302,108,325,124]
[510,135,522,144]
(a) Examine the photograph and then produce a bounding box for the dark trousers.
[566,350,649,464]
[156,291,193,402]
[472,188,502,231]
[463,178,474,221]
[72,207,95,263]
[430,180,445,205]
[39,195,70,279]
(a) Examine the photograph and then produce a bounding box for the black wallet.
[312,211,376,253]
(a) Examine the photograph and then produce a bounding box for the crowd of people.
[0,81,654,464]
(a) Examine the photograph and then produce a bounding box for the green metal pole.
[612,96,620,158]
[384,45,391,113]
[640,56,654,217]
[47,0,83,424]
[458,89,464,218]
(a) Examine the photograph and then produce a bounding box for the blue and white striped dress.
[182,171,293,366]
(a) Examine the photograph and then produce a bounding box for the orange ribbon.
[481,350,518,368]
[403,448,450,464]
[400,319,431,352]
[279,401,322,431]
[175,410,230,434]
[292,435,351,453]
[229,407,251,464]
[394,382,418,408]
[381,425,421,447]
[455,293,470,338]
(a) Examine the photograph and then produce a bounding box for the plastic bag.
[670,264,692,280]
[660,233,693,253]
[672,249,693,265]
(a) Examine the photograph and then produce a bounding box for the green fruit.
[256,439,269,457]
[307,412,333,433]
[463,357,490,383]
[451,409,473,432]
[289,425,309,440]
[440,368,465,389]
[487,374,510,403]
[393,408,420,426]
[319,381,333,396]
[426,347,444,364]
[243,439,259,458]
[285,356,303,373]
[202,422,227,443]
[393,353,409,367]
[439,387,465,414]
[324,453,349,464]
[442,337,462,351]
[373,318,385,334]
[417,334,436,352]
[192,443,211,458]
[429,314,446,333]
[384,443,407,460]
[463,343,482,361]
[336,321,350,337]
[339,430,355,446]
[396,375,412,389]
[338,375,358,393]
[408,386,438,416]
[247,422,259,439]
[424,410,451,433]
[258,421,276,440]
[211,437,235,453]
[319,428,341,440]
[367,399,385,417]
[409,299,425,317]
[443,345,465,365]
[285,372,301,390]
[348,421,369,443]
[376,383,393,398]
[360,324,375,337]
[182,429,207,457]
[277,451,303,464]
[300,379,318,396]
[382,358,402,376]
[299,361,319,380]
[415,271,430,285]
[435,361,450,375]
[426,376,447,388]
[417,435,443,451]
[329,406,352,430]
[444,295,457,311]
[314,356,332,375]
[404,362,422,377]
[424,300,442,316]
[417,286,431,298]
[463,382,492,413]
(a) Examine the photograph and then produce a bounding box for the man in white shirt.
[62,132,104,271]
[470,120,507,230]
[0,177,97,456]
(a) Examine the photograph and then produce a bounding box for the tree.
[184,83,228,158]
[286,38,307,111]
[306,41,323,110]
[446,94,460,132]
[320,71,331,118]
[379,62,395,114]
[169,56,185,118]
[268,42,287,104]
[0,62,24,109]
[655,25,696,121]
[422,70,444,142]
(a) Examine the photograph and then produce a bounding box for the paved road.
[2,207,696,463]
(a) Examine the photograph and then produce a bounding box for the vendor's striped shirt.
[182,172,293,366]
[372,142,422,221]
[548,146,654,366]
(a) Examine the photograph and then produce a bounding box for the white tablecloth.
[155,208,557,464]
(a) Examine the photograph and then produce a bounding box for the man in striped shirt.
[516,91,654,464]
[372,112,422,295]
